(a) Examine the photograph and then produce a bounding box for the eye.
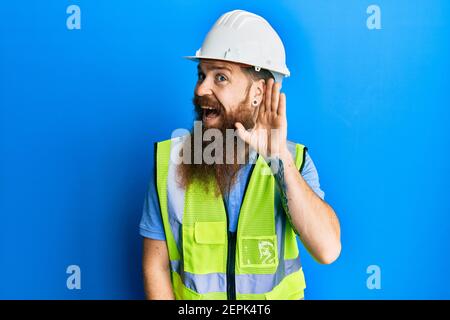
[215,74,228,82]
[197,72,205,82]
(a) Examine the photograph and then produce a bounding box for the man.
[140,9,341,300]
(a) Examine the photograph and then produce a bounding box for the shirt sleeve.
[300,151,326,200]
[139,164,167,240]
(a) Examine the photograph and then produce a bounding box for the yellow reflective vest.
[155,136,307,299]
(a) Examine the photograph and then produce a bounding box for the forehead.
[198,59,243,74]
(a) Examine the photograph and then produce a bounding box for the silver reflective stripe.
[236,258,301,294]
[170,260,226,294]
[166,138,186,255]
[274,191,284,262]
[171,258,301,295]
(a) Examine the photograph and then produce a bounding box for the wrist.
[265,145,293,175]
[278,145,293,164]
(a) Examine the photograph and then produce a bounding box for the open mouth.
[201,106,221,120]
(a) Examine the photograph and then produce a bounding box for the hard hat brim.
[184,55,290,78]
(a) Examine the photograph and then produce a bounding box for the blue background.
[1,0,449,299]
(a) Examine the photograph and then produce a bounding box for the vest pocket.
[183,221,227,274]
[194,221,226,244]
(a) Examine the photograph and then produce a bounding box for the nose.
[195,77,213,97]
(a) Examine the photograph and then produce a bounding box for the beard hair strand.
[177,86,255,197]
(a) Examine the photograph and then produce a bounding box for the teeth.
[201,106,215,110]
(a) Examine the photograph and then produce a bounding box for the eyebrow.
[197,64,233,73]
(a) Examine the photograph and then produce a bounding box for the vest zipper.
[226,230,237,300]
[225,162,256,300]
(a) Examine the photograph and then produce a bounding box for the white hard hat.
[185,10,290,83]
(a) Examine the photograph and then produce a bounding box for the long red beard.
[177,93,255,197]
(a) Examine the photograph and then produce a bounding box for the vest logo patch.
[241,237,278,267]
[258,240,276,265]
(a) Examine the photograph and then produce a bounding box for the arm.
[142,238,175,300]
[274,149,341,264]
[235,78,341,265]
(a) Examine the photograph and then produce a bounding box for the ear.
[250,79,266,106]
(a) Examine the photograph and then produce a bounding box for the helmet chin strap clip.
[254,66,261,72]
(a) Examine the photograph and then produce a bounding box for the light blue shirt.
[139,150,325,240]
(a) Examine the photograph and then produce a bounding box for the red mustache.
[193,95,225,116]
